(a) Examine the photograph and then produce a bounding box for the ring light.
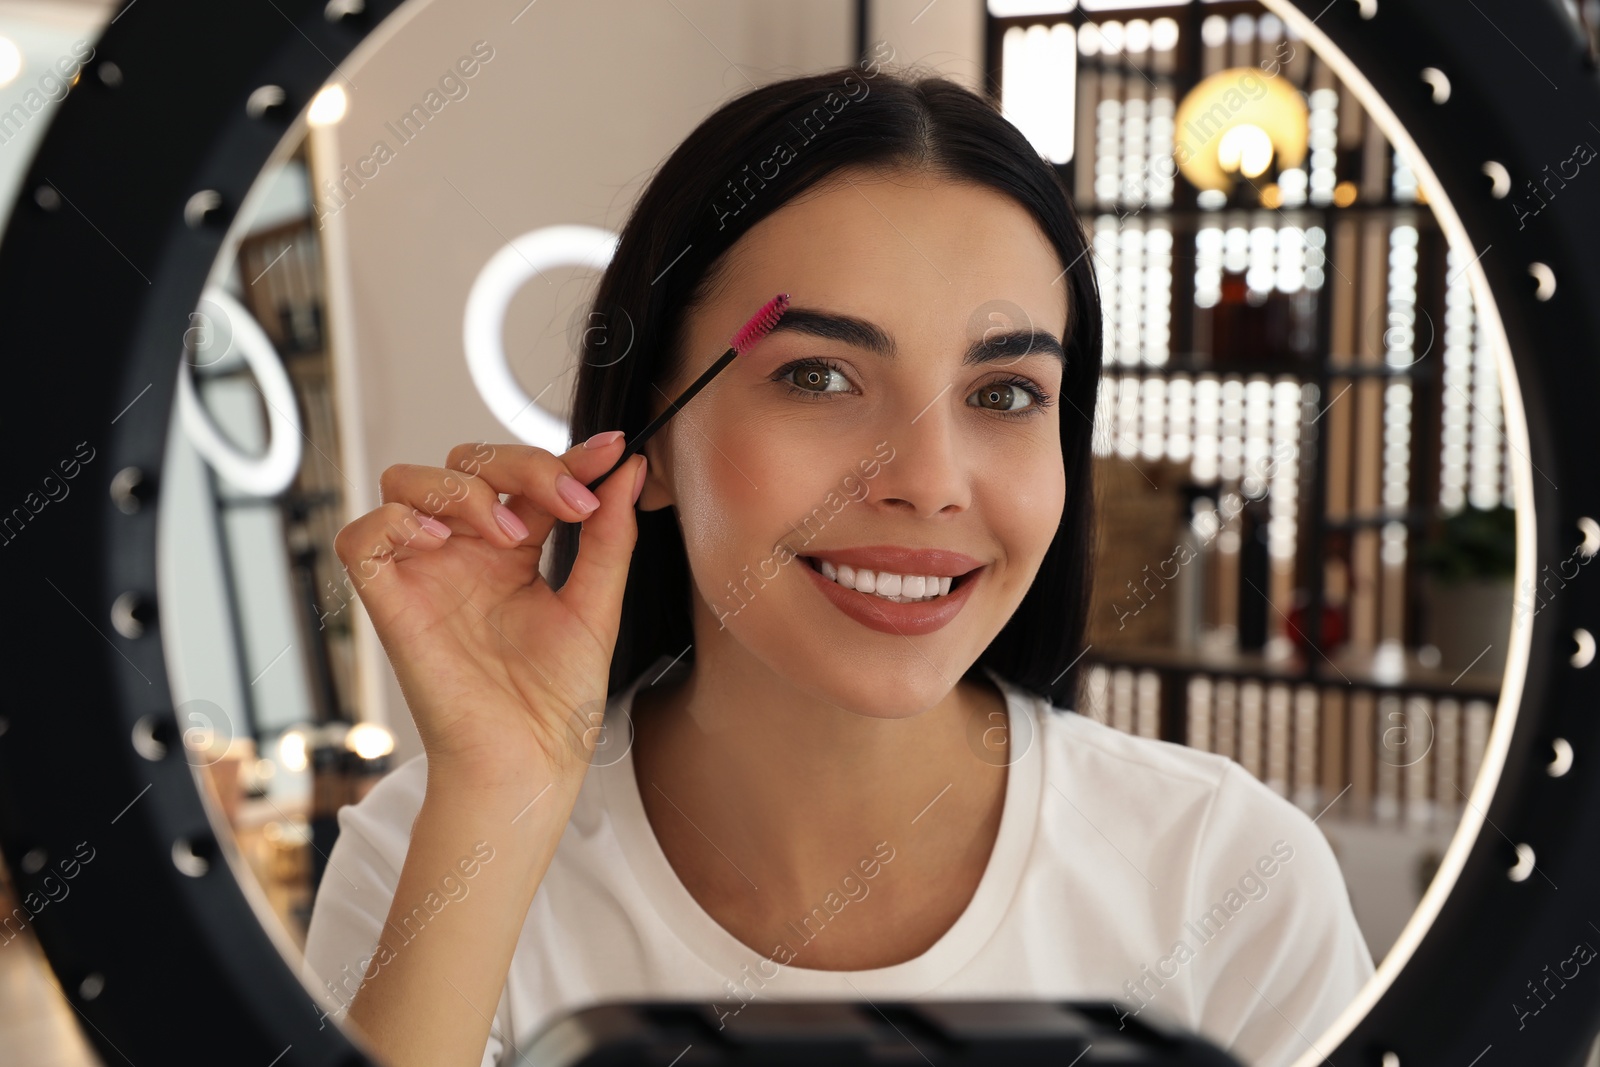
[176,287,304,497]
[0,1,1595,1064]
[463,223,620,451]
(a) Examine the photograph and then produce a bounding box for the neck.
[629,601,1010,914]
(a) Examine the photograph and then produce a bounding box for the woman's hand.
[332,435,647,791]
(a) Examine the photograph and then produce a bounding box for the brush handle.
[583,343,740,494]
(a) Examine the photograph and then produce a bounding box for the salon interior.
[1,0,1596,1063]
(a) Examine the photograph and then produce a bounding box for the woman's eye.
[776,359,851,395]
[969,380,1037,414]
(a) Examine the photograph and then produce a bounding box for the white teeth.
[808,558,954,603]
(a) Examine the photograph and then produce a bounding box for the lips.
[800,553,985,636]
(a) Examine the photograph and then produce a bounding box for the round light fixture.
[1173,65,1309,192]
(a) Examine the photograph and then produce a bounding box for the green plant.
[1416,504,1517,584]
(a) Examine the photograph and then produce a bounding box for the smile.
[800,555,983,636]
[802,556,968,602]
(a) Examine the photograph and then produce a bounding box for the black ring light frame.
[0,0,1595,1063]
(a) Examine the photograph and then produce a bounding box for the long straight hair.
[547,61,1103,711]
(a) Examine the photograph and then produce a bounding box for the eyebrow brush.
[584,292,791,494]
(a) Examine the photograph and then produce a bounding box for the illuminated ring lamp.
[463,223,620,453]
[0,0,1594,1064]
[176,287,305,498]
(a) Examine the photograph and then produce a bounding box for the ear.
[635,429,674,512]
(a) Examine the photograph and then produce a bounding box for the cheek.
[670,413,843,587]
[983,439,1065,575]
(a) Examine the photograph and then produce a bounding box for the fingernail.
[632,456,648,505]
[583,429,625,449]
[414,510,452,538]
[557,473,601,515]
[494,503,530,541]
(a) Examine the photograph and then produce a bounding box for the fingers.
[373,461,518,548]
[333,502,455,577]
[443,438,629,550]
[555,453,647,637]
[334,441,646,654]
[370,436,629,552]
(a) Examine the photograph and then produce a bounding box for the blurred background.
[4,0,1596,1062]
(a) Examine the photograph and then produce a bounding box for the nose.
[865,385,973,518]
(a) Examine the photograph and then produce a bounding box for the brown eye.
[776,359,851,395]
[971,381,1034,413]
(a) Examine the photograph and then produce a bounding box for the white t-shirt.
[302,654,1375,1067]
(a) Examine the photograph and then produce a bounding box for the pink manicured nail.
[414,510,452,538]
[493,503,530,541]
[557,473,601,514]
[584,429,625,449]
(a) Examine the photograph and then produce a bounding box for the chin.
[775,652,969,720]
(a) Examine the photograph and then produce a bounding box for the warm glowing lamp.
[344,722,395,761]
[277,728,308,773]
[1172,67,1308,193]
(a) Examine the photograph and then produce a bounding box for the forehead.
[704,168,1070,344]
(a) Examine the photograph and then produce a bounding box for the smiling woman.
[302,64,1371,1067]
[561,68,1099,709]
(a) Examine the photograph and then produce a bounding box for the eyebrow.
[765,306,1067,367]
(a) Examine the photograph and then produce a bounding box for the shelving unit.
[235,210,358,736]
[986,0,1516,835]
[180,147,377,937]
[192,177,358,747]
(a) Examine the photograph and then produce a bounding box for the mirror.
[0,1,1531,1064]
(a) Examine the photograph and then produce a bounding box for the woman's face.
[639,166,1071,717]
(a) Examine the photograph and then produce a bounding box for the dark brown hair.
[548,60,1103,711]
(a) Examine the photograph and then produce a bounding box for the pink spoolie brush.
[584,292,791,495]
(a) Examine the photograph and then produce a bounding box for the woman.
[302,58,1374,1067]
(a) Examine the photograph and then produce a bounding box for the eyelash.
[769,357,1056,419]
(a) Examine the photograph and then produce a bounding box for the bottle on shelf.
[1236,491,1272,652]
